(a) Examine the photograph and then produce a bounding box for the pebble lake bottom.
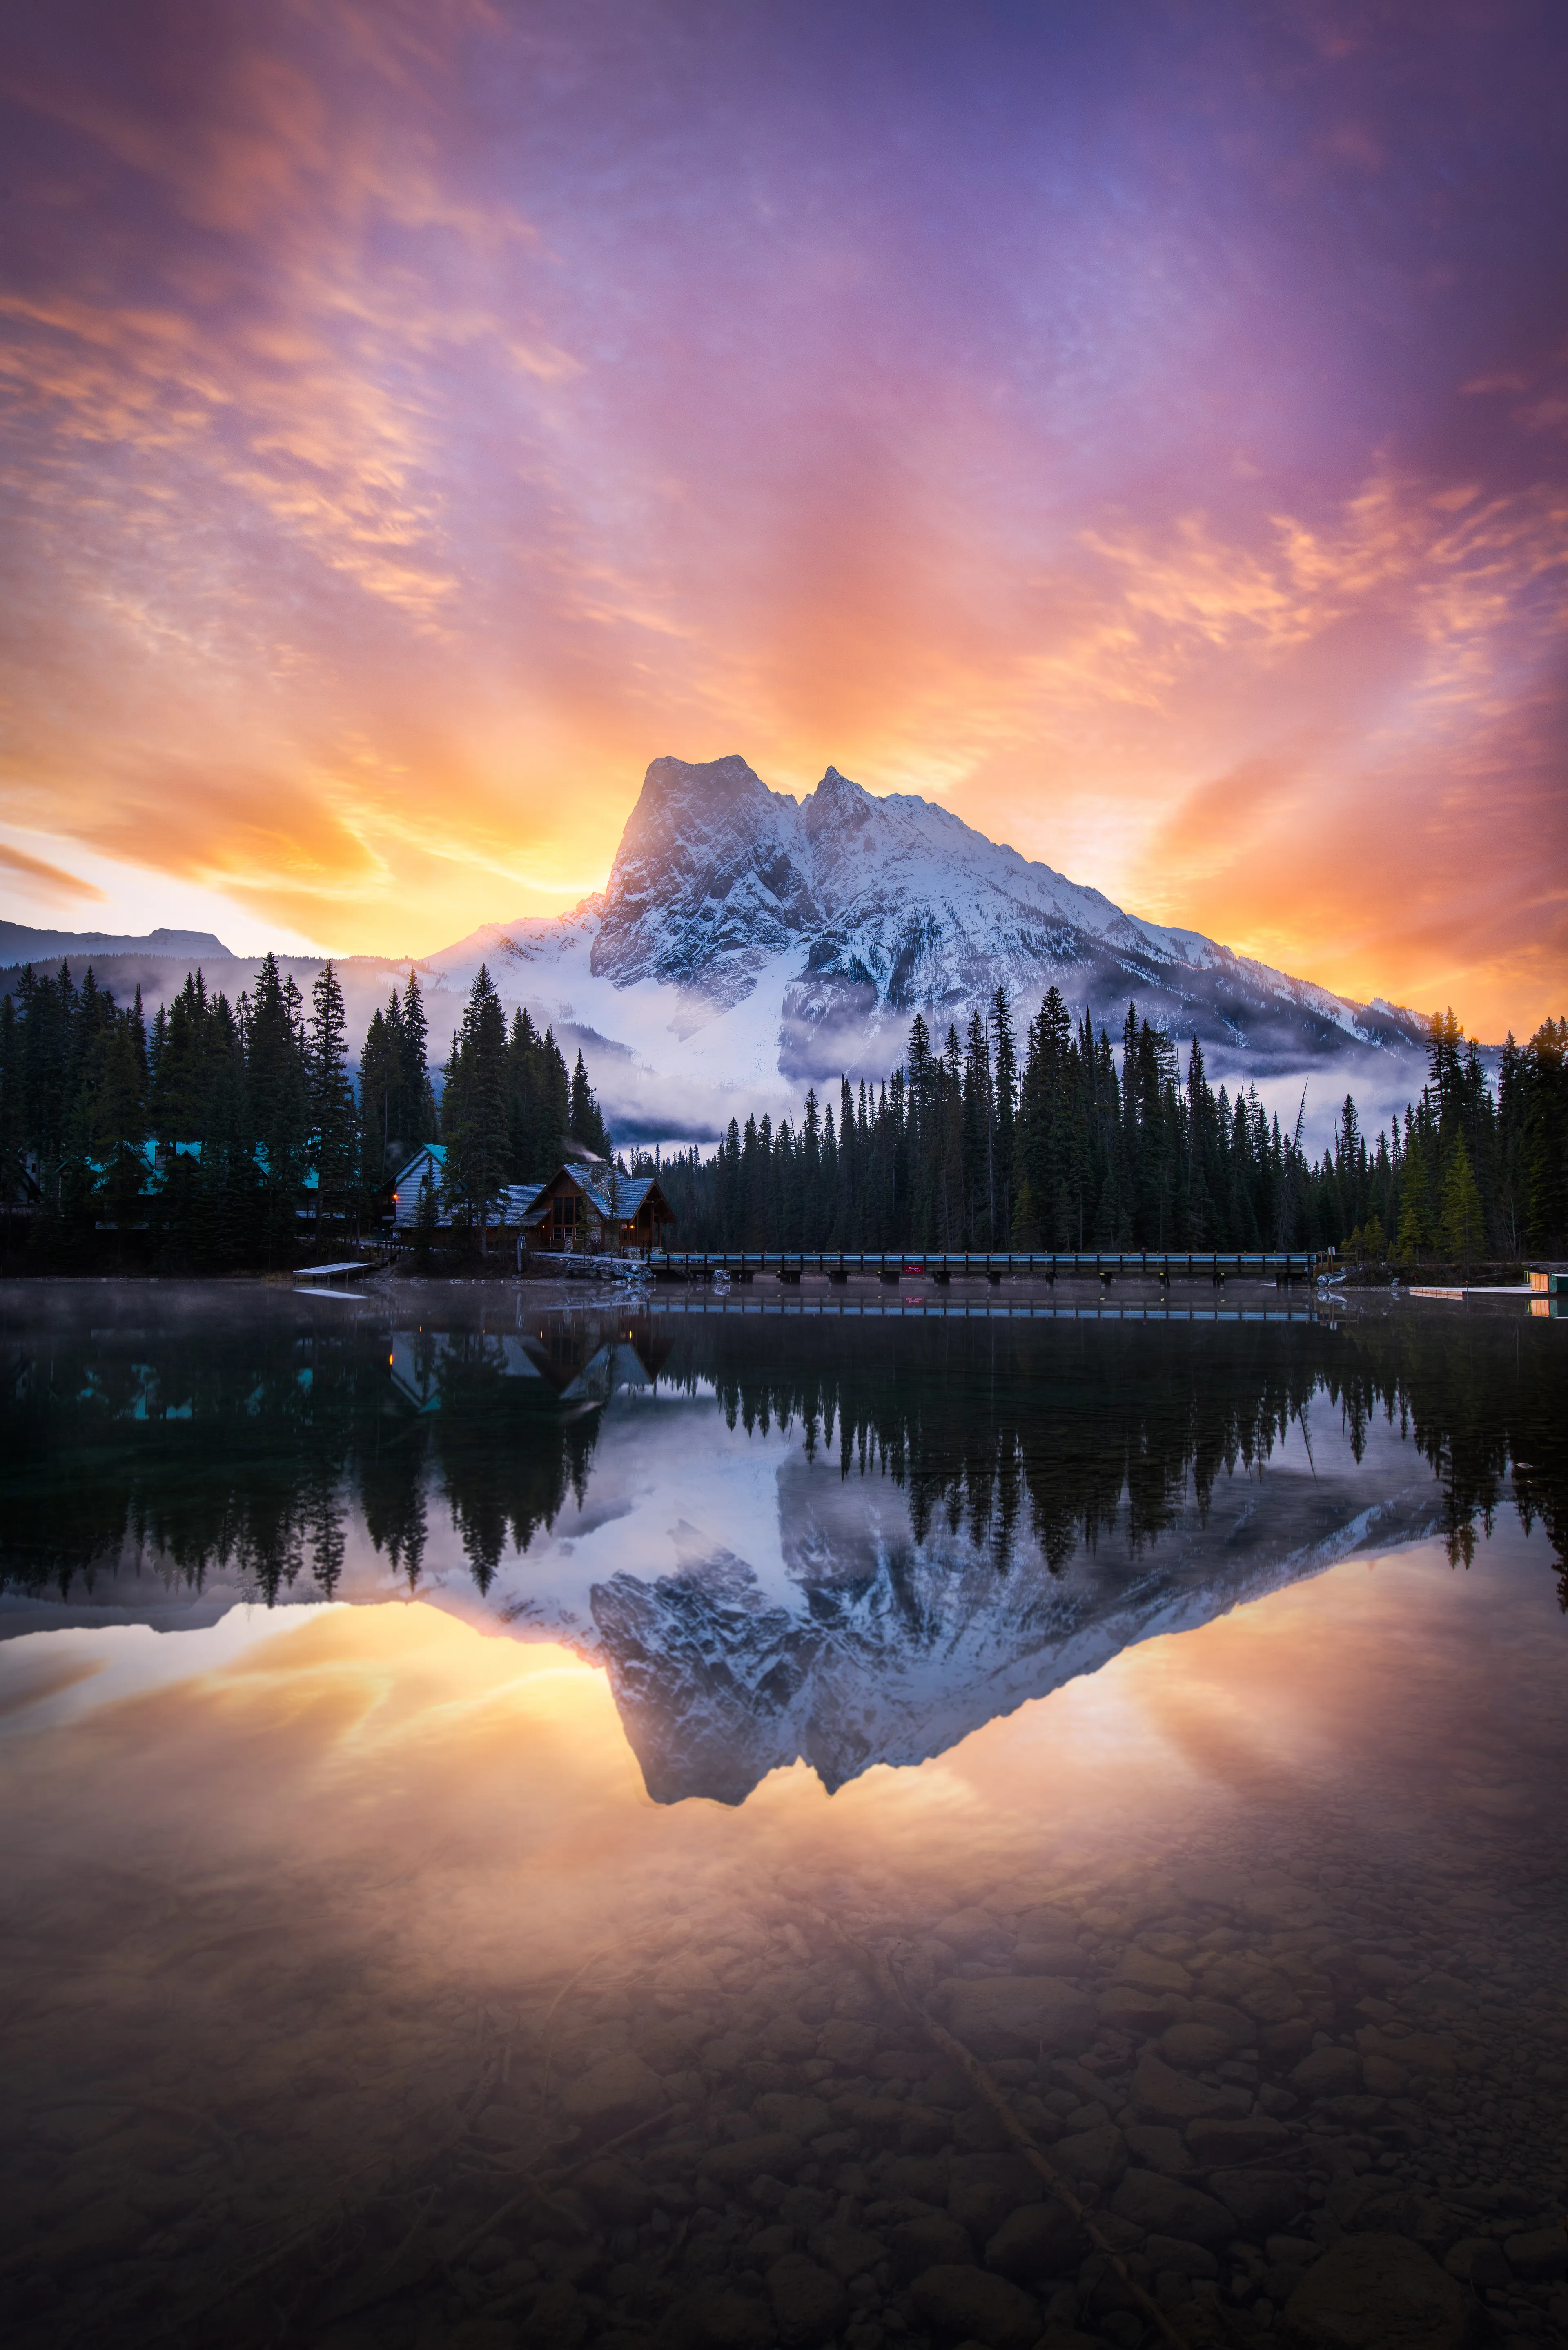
[0,1284,1564,2350]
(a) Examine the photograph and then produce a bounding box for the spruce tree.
[442,966,510,1251]
[569,1050,610,1158]
[308,961,359,1236]
[248,954,312,1262]
[1439,1142,1485,1271]
[990,986,1016,1242]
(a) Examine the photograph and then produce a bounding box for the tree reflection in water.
[1,1293,1561,1618]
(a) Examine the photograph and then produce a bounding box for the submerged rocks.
[1290,2045,1364,2097]
[1129,2051,1240,2124]
[934,1904,1007,1957]
[764,2254,849,2347]
[984,2198,1089,2280]
[1210,2167,1308,2234]
[1505,2226,1568,2281]
[1111,2167,1236,2248]
[1185,2113,1291,2165]
[1125,2122,1192,2174]
[1144,2231,1220,2279]
[561,2051,668,2138]
[948,2149,1043,2240]
[909,2261,1040,2349]
[940,1975,1096,2059]
[1158,2020,1236,2069]
[1443,2236,1510,2289]
[702,2131,808,2187]
[751,2091,830,2140]
[1012,1938,1089,1978]
[1116,1946,1193,1994]
[887,2211,971,2280]
[1279,2232,1470,2348]
[1051,2120,1127,2188]
[656,2285,777,2350]
[1098,1983,1187,2035]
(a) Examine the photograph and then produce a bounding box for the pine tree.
[990,986,1016,1244]
[1439,1141,1486,1270]
[401,971,436,1144]
[307,961,359,1235]
[442,966,510,1252]
[569,1051,610,1158]
[248,955,312,1261]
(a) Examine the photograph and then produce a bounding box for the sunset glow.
[2,3,1565,1036]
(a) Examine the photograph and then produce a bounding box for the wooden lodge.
[391,1146,675,1258]
[519,1164,676,1258]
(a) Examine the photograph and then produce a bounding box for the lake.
[0,1278,1564,2350]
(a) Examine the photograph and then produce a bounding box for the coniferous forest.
[0,957,609,1267]
[0,953,1564,1266]
[643,992,1568,1264]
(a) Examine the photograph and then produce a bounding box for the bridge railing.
[648,1248,1319,1277]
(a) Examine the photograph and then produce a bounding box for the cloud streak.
[0,840,106,902]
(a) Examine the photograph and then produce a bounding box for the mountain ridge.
[425,752,1435,1137]
[4,755,1441,1142]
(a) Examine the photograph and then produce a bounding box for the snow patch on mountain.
[421,753,1434,1144]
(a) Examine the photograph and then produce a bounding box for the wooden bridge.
[650,1249,1321,1285]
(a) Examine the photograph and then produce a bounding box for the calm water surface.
[0,1281,1564,2350]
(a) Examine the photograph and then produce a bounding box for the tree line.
[0,956,609,1264]
[3,949,1563,1265]
[641,991,1567,1262]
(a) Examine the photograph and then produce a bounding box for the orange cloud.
[0,838,106,902]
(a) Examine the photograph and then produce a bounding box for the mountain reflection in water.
[2,1286,1563,1806]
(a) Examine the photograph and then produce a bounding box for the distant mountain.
[429,753,1437,1140]
[2,757,1443,1142]
[0,920,233,964]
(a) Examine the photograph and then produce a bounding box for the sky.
[1,0,1564,1040]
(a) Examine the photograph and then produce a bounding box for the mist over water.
[1,1283,1564,2349]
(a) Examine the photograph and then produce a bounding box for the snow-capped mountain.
[3,753,1439,1144]
[426,754,1433,1142]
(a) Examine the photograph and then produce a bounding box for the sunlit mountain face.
[1,4,1566,1042]
[3,1284,1561,1805]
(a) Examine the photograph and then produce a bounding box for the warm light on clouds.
[0,2,1564,1033]
[0,836,105,903]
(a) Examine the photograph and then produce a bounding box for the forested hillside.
[1,952,1562,1266]
[0,957,608,1264]
[642,992,1566,1263]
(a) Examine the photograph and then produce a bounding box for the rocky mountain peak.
[800,763,877,853]
[427,746,1433,1128]
[592,754,818,1000]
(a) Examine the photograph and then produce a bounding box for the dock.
[294,1260,372,1290]
[1408,1284,1534,1302]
